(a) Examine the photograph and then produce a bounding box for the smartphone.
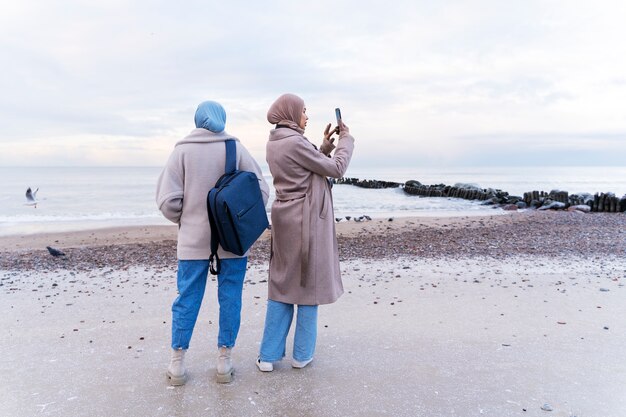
[335,108,342,126]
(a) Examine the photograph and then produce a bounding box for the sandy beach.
[1,211,625,417]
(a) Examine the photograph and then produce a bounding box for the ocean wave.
[0,212,163,224]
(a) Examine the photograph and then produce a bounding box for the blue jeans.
[259,299,318,362]
[171,258,247,349]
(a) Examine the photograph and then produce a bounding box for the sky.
[1,0,625,168]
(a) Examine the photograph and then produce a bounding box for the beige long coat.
[266,127,355,305]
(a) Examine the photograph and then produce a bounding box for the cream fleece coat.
[156,128,269,260]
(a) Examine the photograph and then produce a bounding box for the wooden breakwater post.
[402,181,509,203]
[591,192,623,212]
[338,177,626,213]
[523,190,626,212]
[335,177,401,189]
[523,190,569,207]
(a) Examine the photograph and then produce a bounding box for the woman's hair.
[267,93,305,133]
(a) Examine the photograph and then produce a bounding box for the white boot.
[256,357,273,372]
[166,348,187,386]
[216,346,234,383]
[292,357,313,369]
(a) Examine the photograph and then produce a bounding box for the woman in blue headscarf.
[157,101,269,385]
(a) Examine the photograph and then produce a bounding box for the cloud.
[1,0,626,166]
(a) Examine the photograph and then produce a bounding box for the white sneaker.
[166,348,187,385]
[216,346,233,384]
[291,357,313,369]
[256,358,273,372]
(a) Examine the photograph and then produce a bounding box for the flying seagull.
[25,187,39,208]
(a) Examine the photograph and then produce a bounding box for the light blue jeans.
[171,258,247,349]
[259,299,318,362]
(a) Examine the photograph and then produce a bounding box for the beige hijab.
[267,93,305,134]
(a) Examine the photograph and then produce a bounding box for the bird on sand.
[25,187,39,208]
[46,246,66,257]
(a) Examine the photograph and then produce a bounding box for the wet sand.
[1,211,626,416]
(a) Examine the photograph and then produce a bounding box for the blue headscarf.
[194,100,226,133]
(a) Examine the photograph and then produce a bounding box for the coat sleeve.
[292,133,355,178]
[155,150,184,224]
[237,143,270,206]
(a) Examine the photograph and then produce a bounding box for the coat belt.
[275,191,310,288]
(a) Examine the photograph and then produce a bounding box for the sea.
[1,166,625,236]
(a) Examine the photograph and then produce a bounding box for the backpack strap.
[208,204,221,275]
[225,139,237,174]
[209,139,236,275]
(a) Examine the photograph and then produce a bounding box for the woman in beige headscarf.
[256,93,355,372]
